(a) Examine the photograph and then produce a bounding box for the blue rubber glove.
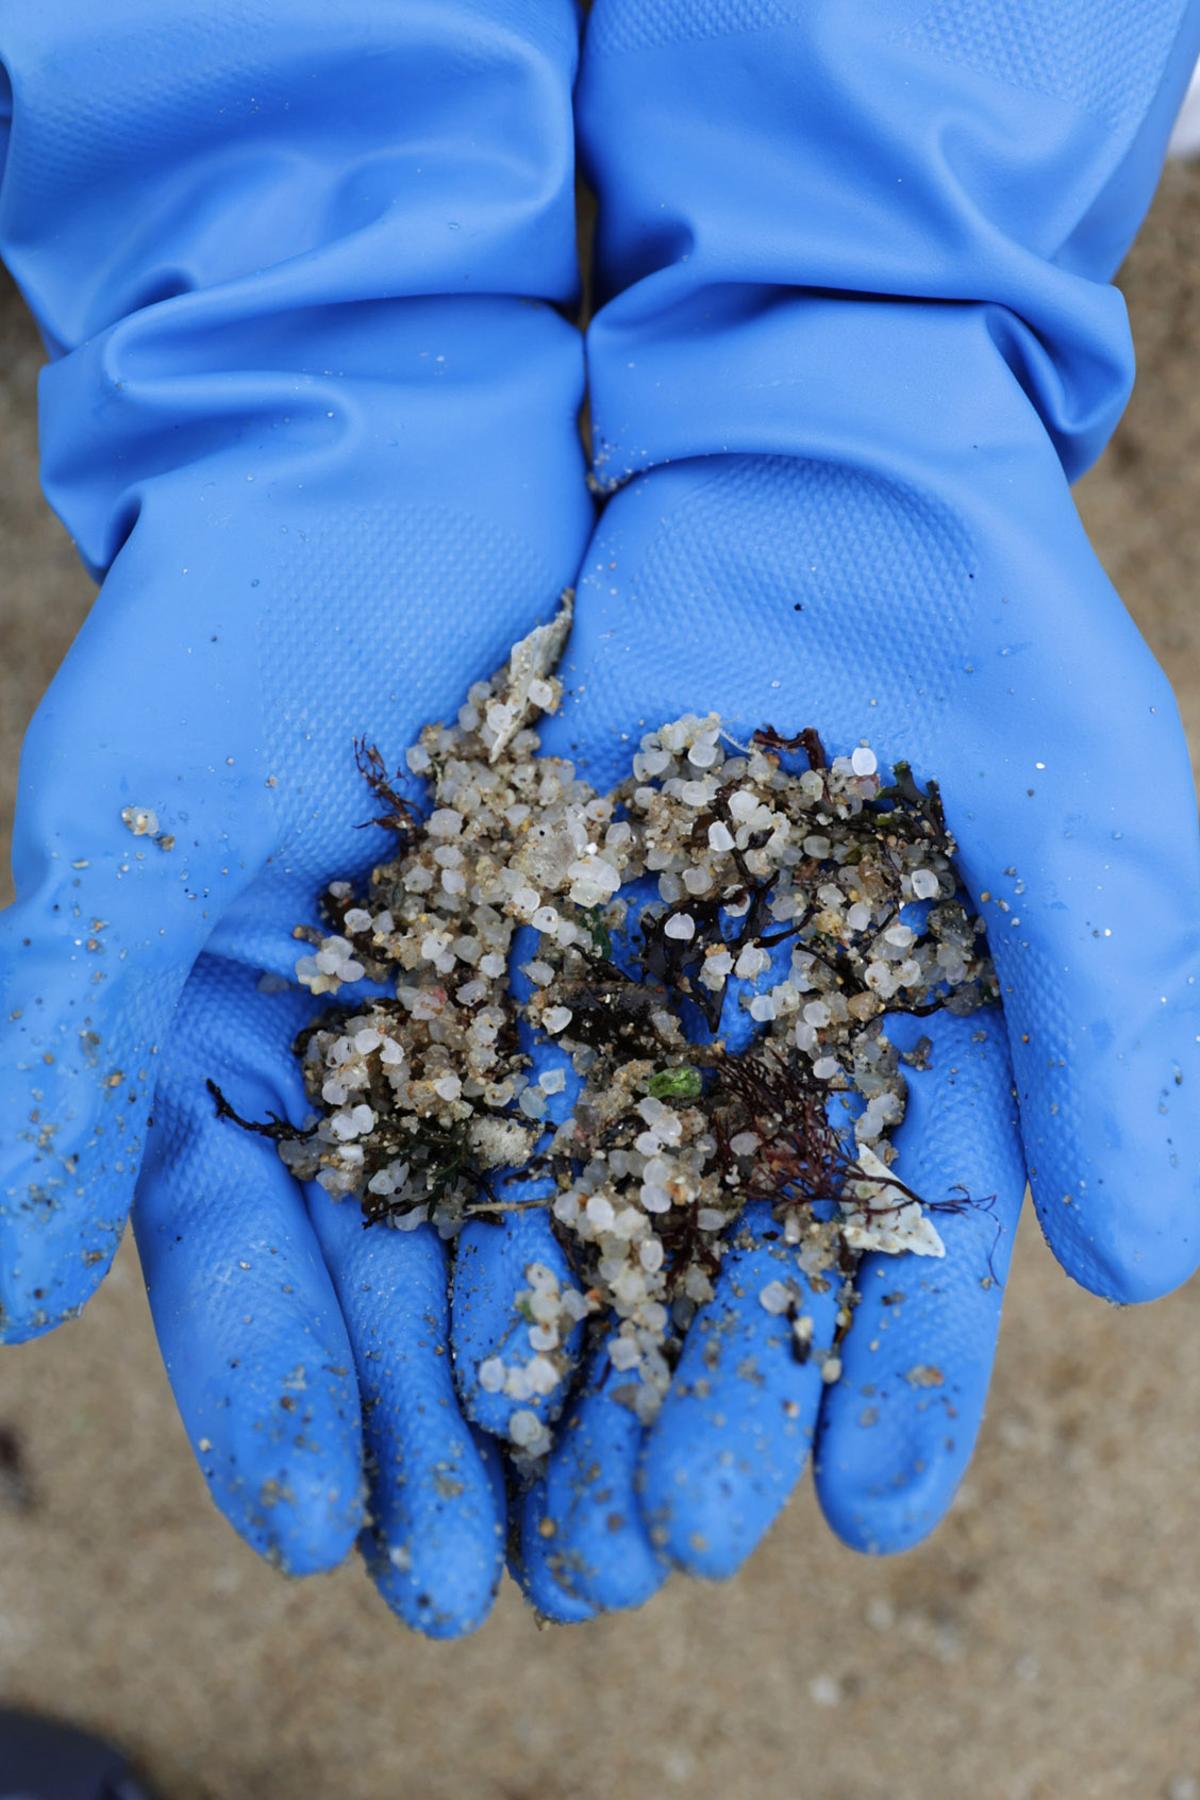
[496,0,1200,1616]
[0,0,593,1634]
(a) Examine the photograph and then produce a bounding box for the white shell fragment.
[840,1145,946,1258]
[487,590,573,762]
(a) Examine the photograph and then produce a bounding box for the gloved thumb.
[0,502,274,1340]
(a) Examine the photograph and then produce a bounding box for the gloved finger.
[451,924,587,1443]
[639,1199,840,1578]
[545,902,803,1584]
[632,939,878,1579]
[509,1486,598,1625]
[814,1008,1026,1553]
[966,653,1200,1303]
[133,957,364,1577]
[451,1201,581,1444]
[140,956,506,1632]
[0,546,274,1342]
[309,1175,507,1640]
[517,1330,667,1615]
[451,882,679,1446]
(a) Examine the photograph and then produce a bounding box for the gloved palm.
[0,0,591,1634]
[453,0,1200,1617]
[486,437,1198,1619]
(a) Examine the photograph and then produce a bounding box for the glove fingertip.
[564,1519,666,1614]
[361,1439,506,1641]
[637,1198,834,1580]
[533,1345,668,1614]
[319,1225,508,1640]
[195,1376,366,1579]
[0,1040,135,1340]
[814,1428,962,1557]
[1041,1200,1200,1306]
[640,1425,810,1581]
[639,1337,823,1581]
[366,1554,504,1640]
[0,1238,116,1344]
[510,1482,599,1625]
[813,1235,1010,1558]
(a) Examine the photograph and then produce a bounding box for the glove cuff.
[587,284,1129,495]
[580,0,1200,485]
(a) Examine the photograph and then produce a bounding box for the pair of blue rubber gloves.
[1,0,1197,1636]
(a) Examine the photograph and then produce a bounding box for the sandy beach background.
[0,164,1197,1800]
